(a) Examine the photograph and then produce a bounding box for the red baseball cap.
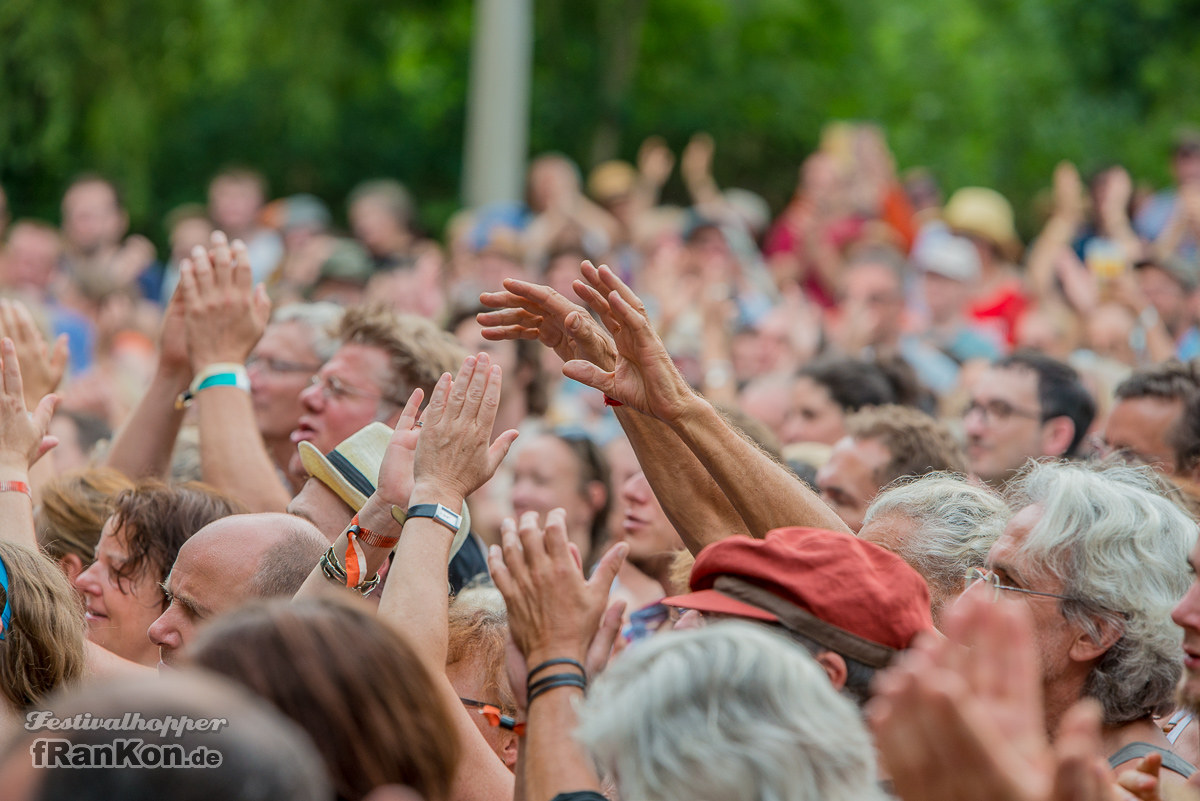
[663,527,933,665]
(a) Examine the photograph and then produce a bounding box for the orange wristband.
[0,481,31,497]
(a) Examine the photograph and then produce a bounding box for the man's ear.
[1067,615,1123,665]
[501,731,520,771]
[814,650,848,691]
[1041,416,1076,458]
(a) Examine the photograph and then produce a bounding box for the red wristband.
[0,480,31,497]
[603,394,624,407]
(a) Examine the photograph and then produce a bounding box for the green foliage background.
[3,0,1199,242]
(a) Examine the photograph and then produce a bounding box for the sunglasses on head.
[459,697,525,735]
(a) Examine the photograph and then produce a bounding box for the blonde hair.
[35,467,133,564]
[447,587,516,714]
[0,541,87,710]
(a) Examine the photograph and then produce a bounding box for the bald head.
[148,513,326,667]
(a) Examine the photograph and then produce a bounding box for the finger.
[191,245,216,298]
[476,306,543,328]
[12,301,39,347]
[253,282,271,323]
[479,325,543,343]
[33,434,59,464]
[477,362,503,426]
[1,338,24,404]
[587,541,629,598]
[585,599,627,677]
[0,299,15,338]
[396,388,425,431]
[209,230,232,288]
[486,428,520,476]
[518,509,551,574]
[32,392,58,436]
[562,359,616,395]
[421,373,453,428]
[596,264,650,320]
[460,352,492,419]
[501,516,534,587]
[488,542,516,598]
[443,354,478,420]
[566,541,583,570]
[542,506,574,564]
[49,334,69,385]
[231,239,253,293]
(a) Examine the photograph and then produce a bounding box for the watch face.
[434,505,462,529]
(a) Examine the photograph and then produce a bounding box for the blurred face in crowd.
[74,517,163,667]
[62,179,126,255]
[292,343,397,464]
[349,195,406,258]
[1171,537,1200,712]
[446,655,520,770]
[3,222,60,291]
[963,366,1045,485]
[208,175,263,234]
[922,271,972,325]
[816,436,890,533]
[1095,396,1183,473]
[248,321,324,441]
[510,434,604,560]
[842,262,904,347]
[781,376,846,446]
[619,471,684,572]
[1137,265,1189,332]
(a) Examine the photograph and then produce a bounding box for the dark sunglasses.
[459,697,525,735]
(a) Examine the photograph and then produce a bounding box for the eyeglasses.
[459,698,525,735]
[965,567,1076,602]
[307,374,403,406]
[0,552,10,641]
[963,399,1042,424]
[246,355,323,375]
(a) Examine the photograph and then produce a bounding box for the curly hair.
[339,305,468,406]
[845,405,968,485]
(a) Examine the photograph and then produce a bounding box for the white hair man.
[965,459,1198,780]
[577,622,889,801]
[859,472,1008,626]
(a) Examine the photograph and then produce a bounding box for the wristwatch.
[404,503,463,533]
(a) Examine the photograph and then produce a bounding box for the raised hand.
[411,352,519,503]
[477,264,618,369]
[178,231,271,371]
[372,388,425,510]
[637,135,675,190]
[490,508,627,669]
[563,261,696,422]
[0,338,58,472]
[0,299,68,408]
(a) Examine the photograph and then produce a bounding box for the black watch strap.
[405,503,462,533]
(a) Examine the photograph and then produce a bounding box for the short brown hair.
[846,405,968,486]
[110,481,243,603]
[339,305,468,406]
[36,467,133,565]
[0,541,87,710]
[189,595,460,801]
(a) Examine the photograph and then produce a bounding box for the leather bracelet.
[527,657,586,682]
[528,672,587,695]
[348,514,399,550]
[0,480,31,497]
[527,678,587,704]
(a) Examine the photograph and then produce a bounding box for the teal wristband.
[196,372,245,391]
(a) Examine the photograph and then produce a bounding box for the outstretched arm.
[378,352,519,801]
[479,269,752,552]
[565,263,848,538]
[0,339,58,550]
[180,232,288,512]
[104,284,192,480]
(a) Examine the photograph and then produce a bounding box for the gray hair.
[1007,459,1198,724]
[271,302,344,363]
[576,622,887,801]
[247,522,328,599]
[863,472,1008,621]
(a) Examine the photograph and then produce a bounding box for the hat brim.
[661,589,779,624]
[298,440,370,512]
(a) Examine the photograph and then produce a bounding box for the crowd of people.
[3,120,1200,799]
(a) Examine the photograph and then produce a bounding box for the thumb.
[253,283,272,321]
[587,541,628,596]
[486,429,520,474]
[562,359,613,393]
[50,334,69,381]
[32,393,59,434]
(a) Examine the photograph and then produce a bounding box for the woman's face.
[74,517,164,666]
[510,435,602,559]
[780,377,846,446]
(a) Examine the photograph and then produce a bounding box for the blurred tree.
[2,0,1199,246]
